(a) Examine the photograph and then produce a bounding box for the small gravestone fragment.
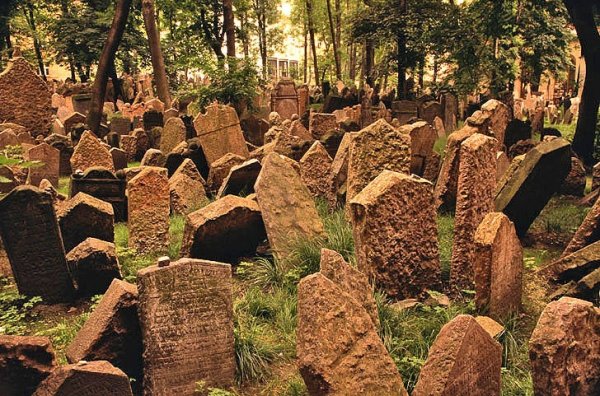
[206,153,246,195]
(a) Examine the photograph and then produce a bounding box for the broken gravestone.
[66,238,121,296]
[350,170,441,300]
[216,159,262,199]
[137,258,235,395]
[169,159,208,215]
[299,141,334,204]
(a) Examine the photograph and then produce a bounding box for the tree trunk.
[365,40,374,86]
[564,0,600,165]
[109,60,122,106]
[223,0,236,62]
[142,0,171,107]
[397,0,408,99]
[306,0,320,86]
[349,42,356,82]
[86,0,132,134]
[326,0,342,80]
[303,20,308,83]
[24,2,46,80]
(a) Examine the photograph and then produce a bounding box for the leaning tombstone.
[216,159,262,199]
[25,143,60,188]
[299,141,334,203]
[481,99,510,151]
[400,121,437,176]
[168,159,209,215]
[160,117,186,154]
[66,238,121,296]
[137,258,235,395]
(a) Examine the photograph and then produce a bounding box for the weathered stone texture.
[271,79,299,120]
[71,131,115,173]
[207,153,246,194]
[66,238,121,295]
[350,171,441,300]
[169,159,208,215]
[309,112,338,139]
[216,159,261,199]
[413,315,502,396]
[137,258,235,395]
[563,195,600,257]
[529,297,600,396]
[559,156,586,197]
[451,133,497,291]
[160,117,186,154]
[25,143,60,188]
[481,99,510,151]
[299,141,334,203]
[297,273,408,396]
[399,121,437,176]
[0,57,52,137]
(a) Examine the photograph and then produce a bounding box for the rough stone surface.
[495,138,572,237]
[207,153,246,194]
[160,117,186,154]
[400,121,437,176]
[473,212,523,319]
[481,99,510,151]
[475,316,505,338]
[137,258,235,395]
[128,167,169,254]
[193,103,249,164]
[563,195,600,257]
[25,143,60,188]
[0,57,52,137]
[169,160,208,215]
[539,240,600,287]
[0,165,17,193]
[346,119,411,205]
[66,238,121,296]
[33,360,133,396]
[71,131,115,173]
[120,134,138,162]
[413,314,502,396]
[0,129,19,148]
[297,273,408,396]
[255,153,325,259]
[529,297,600,396]
[0,335,57,396]
[496,151,510,181]
[559,157,586,197]
[299,141,334,203]
[309,112,338,139]
[271,79,299,120]
[65,279,142,388]
[180,195,266,263]
[109,147,127,171]
[350,171,441,300]
[0,186,75,302]
[329,132,354,208]
[58,192,114,253]
[216,159,261,199]
[140,148,166,168]
[451,133,497,291]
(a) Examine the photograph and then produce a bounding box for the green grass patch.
[437,213,454,282]
[530,196,588,235]
[57,176,70,197]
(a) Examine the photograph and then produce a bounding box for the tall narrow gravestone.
[137,258,235,395]
[0,186,75,302]
[25,142,60,188]
[271,79,299,120]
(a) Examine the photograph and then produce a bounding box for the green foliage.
[530,196,588,235]
[0,282,41,335]
[437,213,454,282]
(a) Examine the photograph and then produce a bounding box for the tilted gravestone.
[216,159,261,199]
[25,142,60,188]
[271,79,299,120]
[0,186,76,302]
[400,121,437,177]
[160,117,186,155]
[137,258,235,395]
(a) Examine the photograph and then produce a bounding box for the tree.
[564,0,600,165]
[87,0,133,133]
[223,0,235,60]
[22,1,45,80]
[305,0,319,85]
[142,0,171,106]
[326,0,341,80]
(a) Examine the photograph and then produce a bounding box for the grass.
[437,213,454,282]
[529,196,588,235]
[57,176,70,196]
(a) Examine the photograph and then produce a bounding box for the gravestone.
[137,258,235,395]
[271,79,299,120]
[33,360,133,396]
[413,315,502,396]
[44,135,73,176]
[297,84,309,116]
[140,148,166,168]
[72,93,92,115]
[0,335,56,396]
[0,57,52,137]
[109,115,130,136]
[350,170,441,300]
[495,138,572,237]
[330,133,354,209]
[346,119,411,205]
[451,133,497,291]
[240,114,269,147]
[128,167,169,254]
[529,297,600,396]
[255,153,325,259]
[25,143,59,188]
[391,100,418,126]
[441,92,458,132]
[119,134,137,162]
[164,107,179,121]
[419,101,442,125]
[142,109,164,131]
[66,238,121,295]
[169,159,208,215]
[299,141,334,204]
[193,103,249,164]
[559,156,586,197]
[0,186,75,302]
[65,279,142,391]
[206,153,246,195]
[179,195,266,263]
[70,167,127,222]
[481,99,510,151]
[309,112,338,139]
[58,192,114,252]
[17,131,35,145]
[160,117,186,154]
[433,116,445,137]
[400,121,437,177]
[71,131,115,173]
[563,195,600,257]
[216,159,262,199]
[297,273,407,396]
[110,147,128,171]
[63,112,86,135]
[0,129,19,149]
[145,98,165,113]
[473,212,523,319]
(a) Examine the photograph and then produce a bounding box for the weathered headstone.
[451,133,497,291]
[481,99,510,151]
[169,159,209,215]
[309,112,338,140]
[193,103,249,164]
[255,153,325,259]
[495,138,572,237]
[33,360,133,396]
[65,279,142,387]
[346,119,411,205]
[142,109,164,131]
[473,212,523,319]
[297,273,407,396]
[529,297,600,396]
[441,92,458,132]
[350,170,441,300]
[419,101,442,125]
[109,115,130,136]
[400,121,437,177]
[66,238,121,295]
[128,167,169,254]
[240,115,269,146]
[45,134,73,176]
[180,195,266,263]
[25,143,59,188]
[413,314,502,396]
[160,117,186,154]
[71,131,115,173]
[563,195,600,257]
[110,147,128,171]
[137,258,235,395]
[271,79,299,120]
[206,153,246,195]
[0,186,75,302]
[119,134,138,162]
[63,112,86,135]
[140,148,166,168]
[216,159,261,199]
[299,141,334,203]
[70,167,126,222]
[559,156,586,197]
[391,100,418,126]
[0,57,52,137]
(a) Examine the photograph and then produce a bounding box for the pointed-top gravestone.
[299,141,334,203]
[0,186,75,302]
[160,117,186,154]
[71,131,115,173]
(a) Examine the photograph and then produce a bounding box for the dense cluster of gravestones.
[0,57,598,395]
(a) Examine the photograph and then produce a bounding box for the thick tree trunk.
[142,0,171,107]
[223,0,236,62]
[306,0,320,86]
[303,21,308,83]
[564,0,600,165]
[86,0,132,133]
[365,40,374,86]
[25,2,46,81]
[397,0,408,99]
[326,0,342,80]
[109,60,122,106]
